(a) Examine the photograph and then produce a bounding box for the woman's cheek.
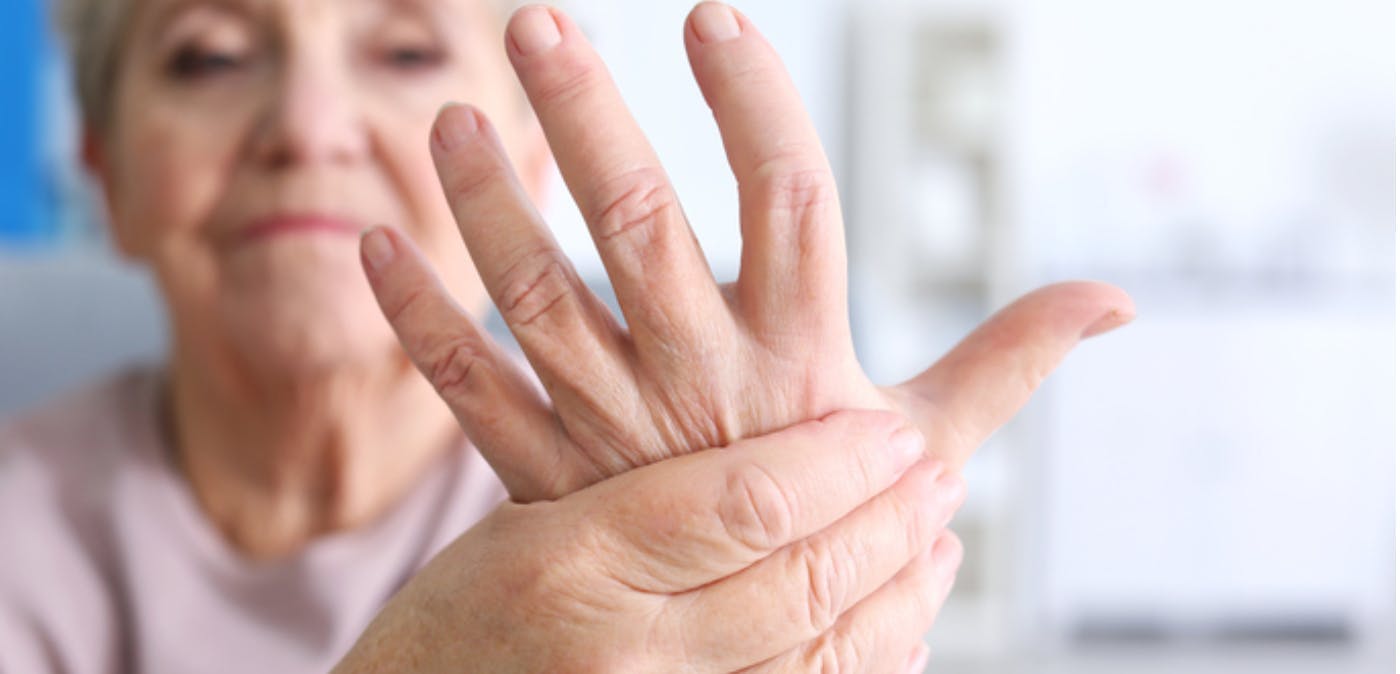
[110,144,200,262]
[112,104,242,260]
[362,92,481,291]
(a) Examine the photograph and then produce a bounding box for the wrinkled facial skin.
[94,0,548,377]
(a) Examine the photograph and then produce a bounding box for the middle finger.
[505,6,732,358]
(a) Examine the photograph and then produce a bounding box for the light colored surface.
[1040,291,1395,633]
[842,0,1394,665]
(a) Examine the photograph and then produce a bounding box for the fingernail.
[905,642,930,674]
[361,227,396,271]
[691,2,741,43]
[1081,307,1136,338]
[510,5,562,55]
[434,103,478,151]
[887,427,927,470]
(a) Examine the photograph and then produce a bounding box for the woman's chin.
[225,298,398,379]
[213,262,402,380]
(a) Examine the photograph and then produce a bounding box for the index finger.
[579,409,931,593]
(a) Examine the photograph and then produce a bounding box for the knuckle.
[426,338,484,399]
[724,59,772,91]
[380,283,431,328]
[443,160,505,206]
[530,52,602,110]
[797,538,857,635]
[807,629,861,674]
[498,250,576,328]
[753,161,838,229]
[717,460,795,553]
[590,168,676,245]
[749,161,840,267]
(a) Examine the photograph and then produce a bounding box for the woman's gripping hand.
[335,411,962,674]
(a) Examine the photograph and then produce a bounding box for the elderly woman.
[0,0,1132,671]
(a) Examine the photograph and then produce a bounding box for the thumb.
[891,280,1135,470]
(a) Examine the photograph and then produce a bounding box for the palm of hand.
[363,5,1132,501]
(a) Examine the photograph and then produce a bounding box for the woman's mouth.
[238,213,364,244]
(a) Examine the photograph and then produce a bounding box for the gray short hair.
[52,0,527,133]
[53,0,132,133]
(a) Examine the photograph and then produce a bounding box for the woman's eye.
[381,45,445,71]
[168,47,247,79]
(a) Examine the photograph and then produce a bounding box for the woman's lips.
[238,214,363,244]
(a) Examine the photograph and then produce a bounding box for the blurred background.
[0,0,1393,671]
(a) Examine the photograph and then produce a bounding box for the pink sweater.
[0,369,508,673]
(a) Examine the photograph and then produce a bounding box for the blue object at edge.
[0,0,51,248]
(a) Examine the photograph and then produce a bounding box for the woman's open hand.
[335,411,964,673]
[360,2,1134,501]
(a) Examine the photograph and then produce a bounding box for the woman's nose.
[251,53,370,170]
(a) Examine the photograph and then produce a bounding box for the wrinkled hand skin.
[362,3,1134,503]
[335,411,968,674]
[349,3,1131,672]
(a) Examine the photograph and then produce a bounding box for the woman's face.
[96,0,546,376]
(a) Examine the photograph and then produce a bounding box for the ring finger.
[429,103,634,432]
